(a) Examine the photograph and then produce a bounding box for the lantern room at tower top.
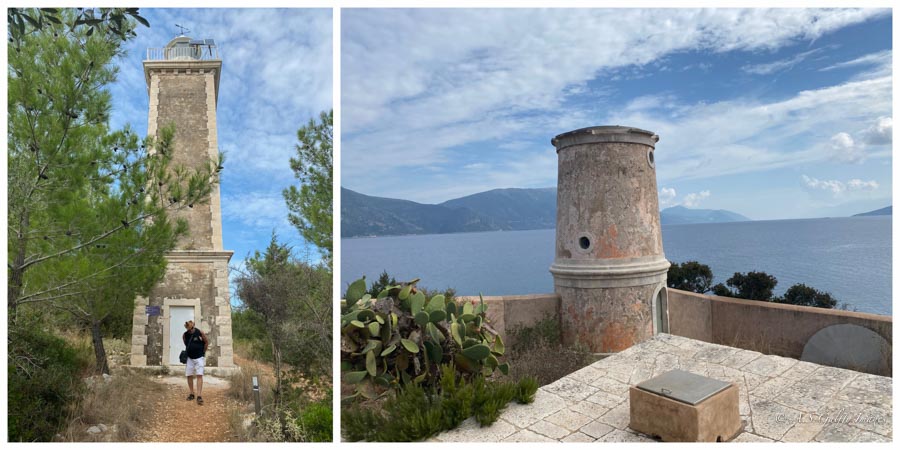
[143,35,221,103]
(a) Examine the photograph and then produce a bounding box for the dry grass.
[503,318,599,386]
[227,407,253,442]
[62,371,164,442]
[227,360,276,406]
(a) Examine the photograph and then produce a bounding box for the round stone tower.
[550,126,670,354]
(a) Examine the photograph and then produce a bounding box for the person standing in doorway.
[183,320,209,405]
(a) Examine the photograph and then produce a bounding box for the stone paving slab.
[434,333,892,442]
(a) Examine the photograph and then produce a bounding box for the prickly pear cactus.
[340,276,507,400]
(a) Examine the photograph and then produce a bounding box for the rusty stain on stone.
[597,224,629,258]
[601,322,634,352]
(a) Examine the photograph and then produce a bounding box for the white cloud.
[681,62,712,72]
[659,187,677,207]
[342,8,890,199]
[221,192,291,230]
[863,116,892,145]
[682,190,711,208]
[658,187,712,209]
[463,163,491,171]
[820,49,892,72]
[742,48,824,75]
[847,179,879,190]
[802,175,879,195]
[829,132,866,163]
[625,94,679,112]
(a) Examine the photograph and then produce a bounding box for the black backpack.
[180,329,199,363]
[182,329,205,362]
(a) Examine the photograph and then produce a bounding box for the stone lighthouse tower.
[550,126,670,354]
[129,36,236,372]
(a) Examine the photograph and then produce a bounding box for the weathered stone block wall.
[131,253,233,367]
[155,73,215,250]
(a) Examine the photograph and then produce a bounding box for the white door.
[169,306,194,365]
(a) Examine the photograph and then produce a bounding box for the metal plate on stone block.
[636,369,730,405]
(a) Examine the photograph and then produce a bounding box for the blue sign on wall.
[146,305,161,316]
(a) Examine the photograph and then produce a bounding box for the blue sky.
[341,8,892,220]
[106,9,333,271]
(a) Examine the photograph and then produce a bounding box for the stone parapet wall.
[458,293,560,346]
[667,288,892,374]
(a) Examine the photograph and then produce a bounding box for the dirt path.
[134,375,235,442]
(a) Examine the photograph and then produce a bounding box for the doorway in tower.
[167,306,194,365]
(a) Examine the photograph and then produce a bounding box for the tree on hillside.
[234,235,332,409]
[284,110,333,266]
[8,11,221,374]
[666,261,714,293]
[712,271,778,301]
[776,283,838,309]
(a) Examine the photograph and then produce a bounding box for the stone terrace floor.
[433,333,892,442]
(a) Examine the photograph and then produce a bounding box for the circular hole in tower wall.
[647,149,655,168]
[579,236,591,250]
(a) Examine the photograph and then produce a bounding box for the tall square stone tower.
[129,36,235,372]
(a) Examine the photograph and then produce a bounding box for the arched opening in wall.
[651,285,669,334]
[802,323,891,376]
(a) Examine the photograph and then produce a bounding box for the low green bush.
[8,325,92,441]
[232,307,274,362]
[296,395,333,442]
[342,365,538,442]
[251,391,333,442]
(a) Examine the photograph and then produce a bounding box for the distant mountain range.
[659,205,751,225]
[342,187,752,237]
[853,206,892,217]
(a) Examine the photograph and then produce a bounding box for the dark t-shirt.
[183,329,206,359]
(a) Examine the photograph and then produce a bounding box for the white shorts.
[185,356,205,376]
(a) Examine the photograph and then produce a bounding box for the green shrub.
[296,396,333,442]
[250,389,333,442]
[341,276,506,399]
[515,376,539,403]
[232,307,274,362]
[342,365,538,442]
[8,325,92,441]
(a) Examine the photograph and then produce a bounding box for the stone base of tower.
[556,284,660,353]
[129,250,236,370]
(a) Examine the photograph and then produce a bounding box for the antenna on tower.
[175,24,190,36]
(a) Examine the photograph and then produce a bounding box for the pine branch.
[19,213,148,270]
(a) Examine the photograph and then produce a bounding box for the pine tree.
[7,10,221,373]
[284,110,333,266]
